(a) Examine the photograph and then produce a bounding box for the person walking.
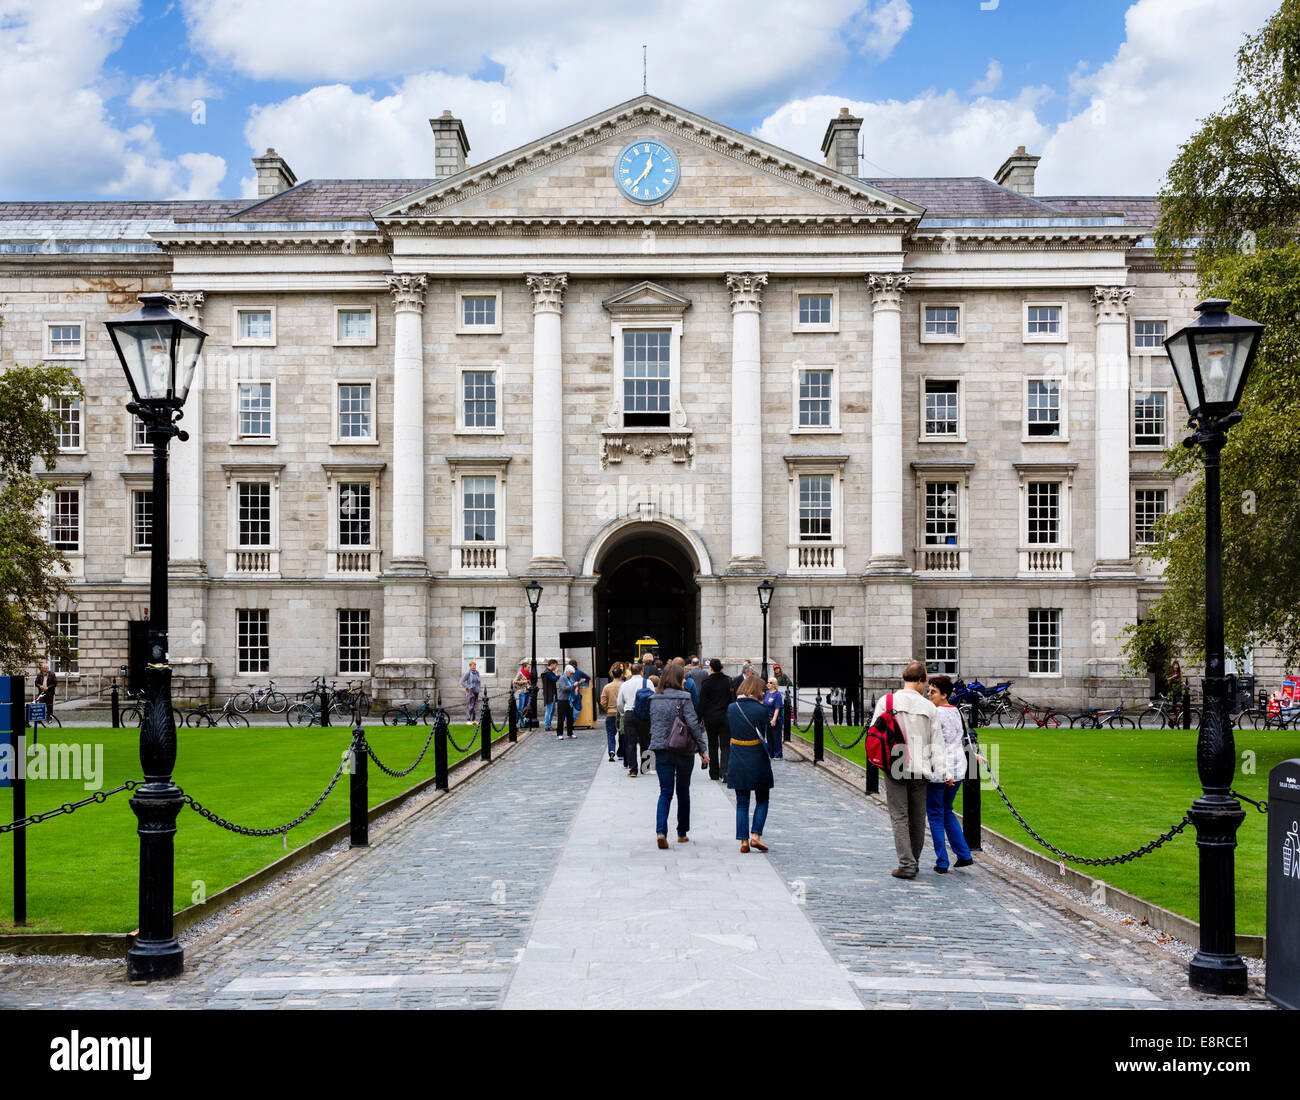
[731,661,754,695]
[829,685,845,725]
[541,659,559,731]
[569,662,592,725]
[925,675,974,874]
[648,663,709,846]
[459,661,482,724]
[35,662,57,715]
[761,677,785,759]
[698,658,734,780]
[512,662,532,727]
[556,664,578,740]
[727,675,775,853]
[617,661,650,776]
[673,656,700,710]
[686,656,708,701]
[871,661,953,880]
[600,664,624,762]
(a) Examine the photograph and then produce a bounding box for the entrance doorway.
[594,529,699,671]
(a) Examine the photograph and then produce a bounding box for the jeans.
[605,715,618,753]
[557,699,574,737]
[704,716,730,779]
[655,751,695,838]
[544,700,556,729]
[465,691,479,724]
[926,782,972,870]
[735,789,769,840]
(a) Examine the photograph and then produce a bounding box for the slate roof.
[0,200,246,226]
[861,177,1070,218]
[216,179,437,222]
[1039,196,1159,227]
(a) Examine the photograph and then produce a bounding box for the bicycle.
[1138,693,1200,730]
[285,698,325,727]
[1070,702,1136,729]
[232,678,288,714]
[330,679,372,719]
[120,689,185,730]
[1013,700,1062,728]
[184,696,250,727]
[383,694,435,726]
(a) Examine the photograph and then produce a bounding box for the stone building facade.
[0,95,1212,706]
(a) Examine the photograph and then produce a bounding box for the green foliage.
[0,363,85,674]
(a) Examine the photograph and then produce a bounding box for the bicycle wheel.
[1251,709,1273,730]
[223,710,250,728]
[1014,709,1028,728]
[383,707,409,726]
[1043,713,1062,728]
[266,691,289,714]
[184,709,205,727]
[286,702,317,727]
[1108,715,1136,729]
[120,705,141,726]
[1138,708,1165,729]
[231,691,256,714]
[1070,714,1100,729]
[40,713,63,728]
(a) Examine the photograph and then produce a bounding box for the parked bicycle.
[1070,702,1136,729]
[1138,693,1200,730]
[184,696,250,728]
[232,678,288,714]
[331,679,372,718]
[120,688,184,729]
[1013,699,1062,728]
[383,694,436,726]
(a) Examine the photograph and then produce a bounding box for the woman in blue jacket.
[727,675,775,853]
[647,663,709,847]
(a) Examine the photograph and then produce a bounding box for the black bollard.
[1183,683,1193,730]
[110,679,120,729]
[965,692,982,851]
[319,681,330,727]
[508,691,518,743]
[783,691,792,744]
[434,708,449,790]
[480,695,492,763]
[813,692,824,763]
[349,722,368,848]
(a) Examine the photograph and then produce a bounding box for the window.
[792,289,838,333]
[925,609,959,674]
[461,370,498,431]
[622,329,671,427]
[462,475,496,542]
[1023,303,1066,342]
[1025,379,1063,439]
[232,307,275,346]
[798,608,833,645]
[131,489,153,552]
[924,481,960,545]
[920,304,963,343]
[462,608,497,675]
[798,474,833,541]
[237,482,272,547]
[338,482,372,548]
[45,322,84,359]
[52,395,82,451]
[338,610,371,675]
[1133,391,1168,448]
[236,382,273,440]
[334,306,375,346]
[457,289,503,334]
[922,379,961,438]
[793,366,837,431]
[237,610,269,674]
[1026,482,1061,544]
[336,382,373,441]
[50,612,78,675]
[1134,488,1168,547]
[1028,608,1061,675]
[1133,319,1167,353]
[49,489,80,551]
[131,414,149,450]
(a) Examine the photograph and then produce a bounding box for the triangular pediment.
[374,95,924,225]
[602,280,691,317]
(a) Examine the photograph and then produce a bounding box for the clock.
[614,140,680,205]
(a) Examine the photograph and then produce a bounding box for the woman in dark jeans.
[727,675,775,852]
[647,663,709,848]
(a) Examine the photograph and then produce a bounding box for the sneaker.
[955,857,974,868]
[890,868,917,880]
[567,733,576,739]
[934,865,950,875]
[608,752,616,762]
[556,733,563,740]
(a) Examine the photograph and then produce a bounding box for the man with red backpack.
[869,661,953,879]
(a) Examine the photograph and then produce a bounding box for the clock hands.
[632,153,655,187]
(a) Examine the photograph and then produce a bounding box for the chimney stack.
[430,110,470,177]
[251,148,297,198]
[820,107,862,177]
[994,146,1040,196]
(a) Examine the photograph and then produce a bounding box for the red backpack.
[865,693,908,772]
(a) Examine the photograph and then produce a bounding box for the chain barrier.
[445,720,479,754]
[366,724,439,779]
[181,757,347,837]
[0,781,137,834]
[792,715,815,735]
[827,723,867,751]
[1231,789,1269,814]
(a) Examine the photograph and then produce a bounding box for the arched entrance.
[593,527,700,671]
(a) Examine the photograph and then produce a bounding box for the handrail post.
[110,679,120,729]
[782,689,791,745]
[434,707,449,790]
[813,691,824,763]
[480,695,492,763]
[349,719,368,848]
[508,690,518,743]
[965,692,982,850]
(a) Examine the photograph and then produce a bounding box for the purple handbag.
[666,699,695,752]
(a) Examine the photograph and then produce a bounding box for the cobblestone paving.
[758,756,1268,1010]
[0,730,599,1009]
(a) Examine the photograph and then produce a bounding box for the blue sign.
[0,677,13,790]
[25,702,45,723]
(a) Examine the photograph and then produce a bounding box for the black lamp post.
[757,579,774,681]
[525,581,543,729]
[105,293,205,982]
[1164,298,1263,995]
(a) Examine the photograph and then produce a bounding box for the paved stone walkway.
[0,727,1269,1009]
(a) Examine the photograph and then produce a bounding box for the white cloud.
[854,0,912,60]
[969,59,1002,97]
[0,0,226,199]
[127,71,221,114]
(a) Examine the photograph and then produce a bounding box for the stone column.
[387,274,429,571]
[1092,285,1135,574]
[726,272,767,572]
[527,273,568,572]
[866,273,910,572]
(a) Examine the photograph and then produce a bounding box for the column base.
[166,559,207,579]
[385,556,430,578]
[865,555,911,576]
[527,556,570,576]
[1090,558,1138,579]
[724,556,768,576]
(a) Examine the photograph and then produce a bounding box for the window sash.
[924,307,959,337]
[337,384,372,439]
[462,371,497,429]
[50,489,80,551]
[622,329,671,422]
[1026,482,1061,545]
[237,482,272,547]
[797,474,833,541]
[462,475,497,542]
[1026,380,1061,437]
[798,608,833,644]
[48,324,82,354]
[924,481,960,544]
[924,380,959,435]
[1026,306,1061,336]
[237,310,272,341]
[1133,392,1167,447]
[338,309,372,341]
[237,383,272,438]
[338,610,371,674]
[50,611,79,674]
[132,415,149,449]
[237,609,269,674]
[338,482,372,547]
[462,296,497,327]
[1133,320,1166,348]
[53,396,82,450]
[925,609,959,674]
[1134,489,1167,546]
[798,294,832,326]
[1028,609,1061,674]
[461,608,497,674]
[132,489,153,552]
[797,369,832,428]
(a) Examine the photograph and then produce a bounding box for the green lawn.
[814,725,1294,937]
[0,724,500,935]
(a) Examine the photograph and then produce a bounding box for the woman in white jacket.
[924,675,974,874]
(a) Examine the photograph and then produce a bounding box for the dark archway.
[594,529,699,671]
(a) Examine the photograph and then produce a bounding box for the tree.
[0,363,85,674]
[1128,1,1300,675]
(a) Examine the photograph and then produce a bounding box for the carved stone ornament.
[866,272,910,308]
[166,290,205,325]
[600,432,695,470]
[1092,285,1134,322]
[386,273,428,312]
[526,273,568,312]
[725,272,768,311]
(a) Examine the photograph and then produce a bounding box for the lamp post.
[1164,298,1263,996]
[757,579,774,681]
[105,293,205,982]
[525,581,543,729]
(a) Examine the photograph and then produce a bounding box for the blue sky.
[0,0,1280,201]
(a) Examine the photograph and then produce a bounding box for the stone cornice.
[383,213,912,236]
[909,227,1145,252]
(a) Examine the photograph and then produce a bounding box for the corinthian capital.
[1092,285,1133,322]
[866,272,910,309]
[725,272,768,312]
[166,290,205,326]
[387,273,429,313]
[526,273,568,312]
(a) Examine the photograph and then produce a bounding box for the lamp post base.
[126,937,184,982]
[1188,951,1249,996]
[1187,792,1248,996]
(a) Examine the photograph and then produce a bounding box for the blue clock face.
[615,140,680,205]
